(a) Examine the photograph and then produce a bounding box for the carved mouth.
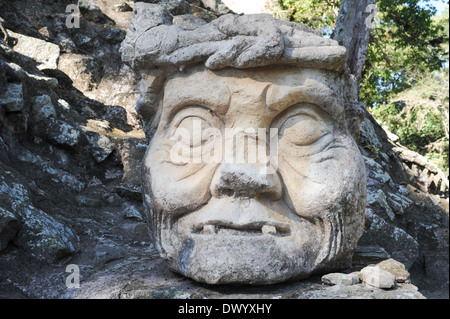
[192,221,291,237]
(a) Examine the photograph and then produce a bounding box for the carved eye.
[176,116,213,147]
[169,107,223,148]
[280,114,330,146]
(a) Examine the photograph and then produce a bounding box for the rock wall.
[0,0,448,299]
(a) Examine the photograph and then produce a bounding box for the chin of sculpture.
[122,3,367,285]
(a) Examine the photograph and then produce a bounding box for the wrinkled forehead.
[161,65,346,124]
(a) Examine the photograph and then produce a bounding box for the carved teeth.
[203,225,216,235]
[262,225,277,235]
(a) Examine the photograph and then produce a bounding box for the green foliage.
[273,0,449,175]
[369,68,449,174]
[361,0,448,107]
[268,0,341,33]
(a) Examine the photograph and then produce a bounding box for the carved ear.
[343,72,365,142]
[345,101,366,142]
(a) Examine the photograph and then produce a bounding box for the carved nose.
[211,163,282,199]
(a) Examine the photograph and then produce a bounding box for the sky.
[425,0,449,15]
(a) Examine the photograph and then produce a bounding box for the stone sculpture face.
[142,65,366,284]
[122,3,367,284]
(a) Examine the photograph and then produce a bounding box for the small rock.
[360,265,396,289]
[321,273,360,286]
[84,132,114,163]
[41,118,80,147]
[376,259,410,283]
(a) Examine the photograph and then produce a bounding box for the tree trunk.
[332,0,377,85]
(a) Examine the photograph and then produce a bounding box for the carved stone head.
[121,3,366,284]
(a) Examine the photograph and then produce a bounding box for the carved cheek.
[143,141,216,216]
[278,137,361,219]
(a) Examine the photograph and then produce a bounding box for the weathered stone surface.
[120,3,346,72]
[358,208,419,269]
[58,54,104,92]
[376,259,410,283]
[321,273,360,286]
[360,266,397,289]
[0,167,78,262]
[8,30,60,71]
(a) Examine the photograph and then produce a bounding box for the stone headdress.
[120,2,364,140]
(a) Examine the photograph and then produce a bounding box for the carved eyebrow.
[265,80,342,117]
[165,98,230,125]
[162,75,232,120]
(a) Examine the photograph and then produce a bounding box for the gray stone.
[32,95,57,120]
[13,204,79,262]
[321,273,360,286]
[1,169,78,262]
[38,118,80,147]
[360,266,397,289]
[376,259,410,283]
[359,209,419,269]
[367,189,395,221]
[386,192,412,215]
[364,156,391,186]
[84,132,115,163]
[0,83,24,112]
